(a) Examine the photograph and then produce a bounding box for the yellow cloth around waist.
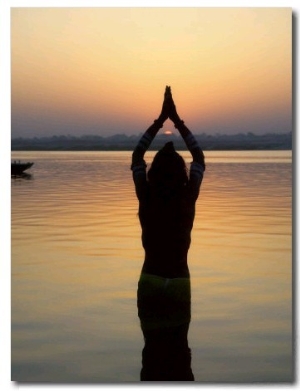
[137,273,191,331]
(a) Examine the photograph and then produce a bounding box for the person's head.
[147,142,188,195]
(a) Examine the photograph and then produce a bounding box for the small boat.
[11,161,34,175]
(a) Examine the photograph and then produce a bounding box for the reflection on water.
[11,172,33,180]
[11,151,292,382]
[138,273,193,381]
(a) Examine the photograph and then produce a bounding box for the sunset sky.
[10,6,292,138]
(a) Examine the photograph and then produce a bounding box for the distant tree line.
[11,131,292,151]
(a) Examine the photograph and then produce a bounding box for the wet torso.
[138,189,196,278]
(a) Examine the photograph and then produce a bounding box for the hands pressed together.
[158,86,182,126]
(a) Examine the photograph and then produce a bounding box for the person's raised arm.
[131,87,169,199]
[167,87,205,200]
[167,87,205,170]
[131,86,169,169]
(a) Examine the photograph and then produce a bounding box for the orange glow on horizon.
[11,8,292,137]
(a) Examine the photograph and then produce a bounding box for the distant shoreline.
[11,147,292,151]
[11,131,292,151]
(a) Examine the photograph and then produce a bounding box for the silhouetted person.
[131,86,205,381]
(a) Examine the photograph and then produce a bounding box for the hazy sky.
[11,7,292,138]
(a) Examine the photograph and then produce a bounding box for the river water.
[11,150,292,383]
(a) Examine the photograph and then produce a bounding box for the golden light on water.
[11,151,292,381]
[164,130,173,135]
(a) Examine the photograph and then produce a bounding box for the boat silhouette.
[11,161,34,175]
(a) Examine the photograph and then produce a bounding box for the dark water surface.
[11,150,292,382]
